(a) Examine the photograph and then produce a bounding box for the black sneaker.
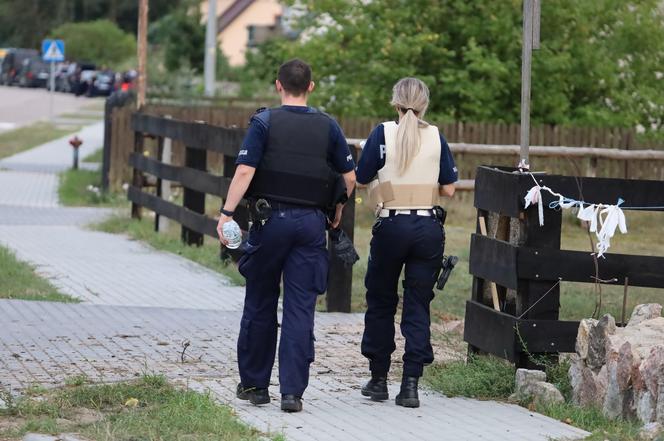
[236,383,270,405]
[281,394,303,412]
[395,376,420,408]
[361,376,388,401]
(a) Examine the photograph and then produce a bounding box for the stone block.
[636,390,656,424]
[628,304,662,327]
[587,314,616,370]
[575,319,597,360]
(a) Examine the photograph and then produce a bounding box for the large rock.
[570,355,606,406]
[658,380,664,424]
[636,390,656,424]
[575,318,597,360]
[639,422,662,441]
[571,305,664,424]
[515,368,546,389]
[640,345,664,398]
[603,342,634,419]
[609,317,664,361]
[587,314,616,370]
[530,381,565,405]
[512,368,564,405]
[628,304,662,327]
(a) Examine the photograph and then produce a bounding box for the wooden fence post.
[130,131,145,219]
[154,135,165,232]
[515,202,562,369]
[157,116,172,233]
[326,146,358,313]
[181,145,207,246]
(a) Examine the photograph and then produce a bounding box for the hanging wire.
[518,278,563,319]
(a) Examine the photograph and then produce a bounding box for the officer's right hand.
[216,215,231,246]
[330,203,343,229]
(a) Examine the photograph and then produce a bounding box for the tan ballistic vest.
[368,121,441,210]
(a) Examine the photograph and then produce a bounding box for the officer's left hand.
[216,215,232,246]
[330,203,343,229]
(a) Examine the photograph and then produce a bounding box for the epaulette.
[249,107,270,128]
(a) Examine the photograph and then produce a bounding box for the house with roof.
[201,0,285,66]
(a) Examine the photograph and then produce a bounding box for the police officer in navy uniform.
[356,77,457,408]
[217,59,356,413]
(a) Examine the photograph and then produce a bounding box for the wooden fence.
[466,166,664,368]
[106,102,664,191]
[128,113,358,312]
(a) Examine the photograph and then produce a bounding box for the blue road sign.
[42,39,65,62]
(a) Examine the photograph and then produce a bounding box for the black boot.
[395,376,420,408]
[361,375,388,401]
[236,383,270,405]
[281,394,303,412]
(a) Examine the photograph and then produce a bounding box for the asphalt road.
[0,85,103,133]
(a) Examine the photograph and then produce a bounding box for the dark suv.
[0,48,39,86]
[16,56,50,88]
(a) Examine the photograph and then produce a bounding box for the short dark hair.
[277,59,312,96]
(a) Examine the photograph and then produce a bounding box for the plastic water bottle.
[222,220,242,249]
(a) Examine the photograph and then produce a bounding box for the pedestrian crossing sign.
[42,39,65,62]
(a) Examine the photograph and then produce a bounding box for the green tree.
[49,20,136,67]
[149,3,205,73]
[0,0,180,48]
[245,0,664,136]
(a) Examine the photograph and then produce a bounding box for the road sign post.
[42,39,65,123]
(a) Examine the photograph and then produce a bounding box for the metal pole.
[204,0,217,97]
[519,0,534,169]
[137,0,149,108]
[49,61,55,123]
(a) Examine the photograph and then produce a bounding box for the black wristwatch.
[220,208,235,217]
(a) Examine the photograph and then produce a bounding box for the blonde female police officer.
[356,78,457,408]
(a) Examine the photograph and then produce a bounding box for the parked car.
[90,71,115,96]
[16,56,50,88]
[0,48,39,86]
[75,69,99,96]
[54,63,73,92]
[68,62,96,96]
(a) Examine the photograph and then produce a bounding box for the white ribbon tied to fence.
[524,179,628,257]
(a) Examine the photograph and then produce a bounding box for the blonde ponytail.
[390,78,430,175]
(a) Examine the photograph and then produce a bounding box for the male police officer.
[217,59,356,413]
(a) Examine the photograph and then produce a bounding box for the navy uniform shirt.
[236,105,355,174]
[356,123,458,185]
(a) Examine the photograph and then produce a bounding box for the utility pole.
[137,0,149,108]
[519,0,540,170]
[204,0,217,97]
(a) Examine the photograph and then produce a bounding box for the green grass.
[58,112,104,121]
[0,246,77,303]
[83,148,103,163]
[0,375,274,441]
[424,354,644,440]
[58,169,125,207]
[0,122,80,160]
[92,215,245,286]
[424,354,516,400]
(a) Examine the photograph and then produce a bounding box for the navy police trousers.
[361,214,444,378]
[237,207,328,397]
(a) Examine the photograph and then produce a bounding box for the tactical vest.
[368,121,441,210]
[247,108,337,208]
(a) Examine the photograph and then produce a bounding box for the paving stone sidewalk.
[0,124,589,440]
[0,300,587,441]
